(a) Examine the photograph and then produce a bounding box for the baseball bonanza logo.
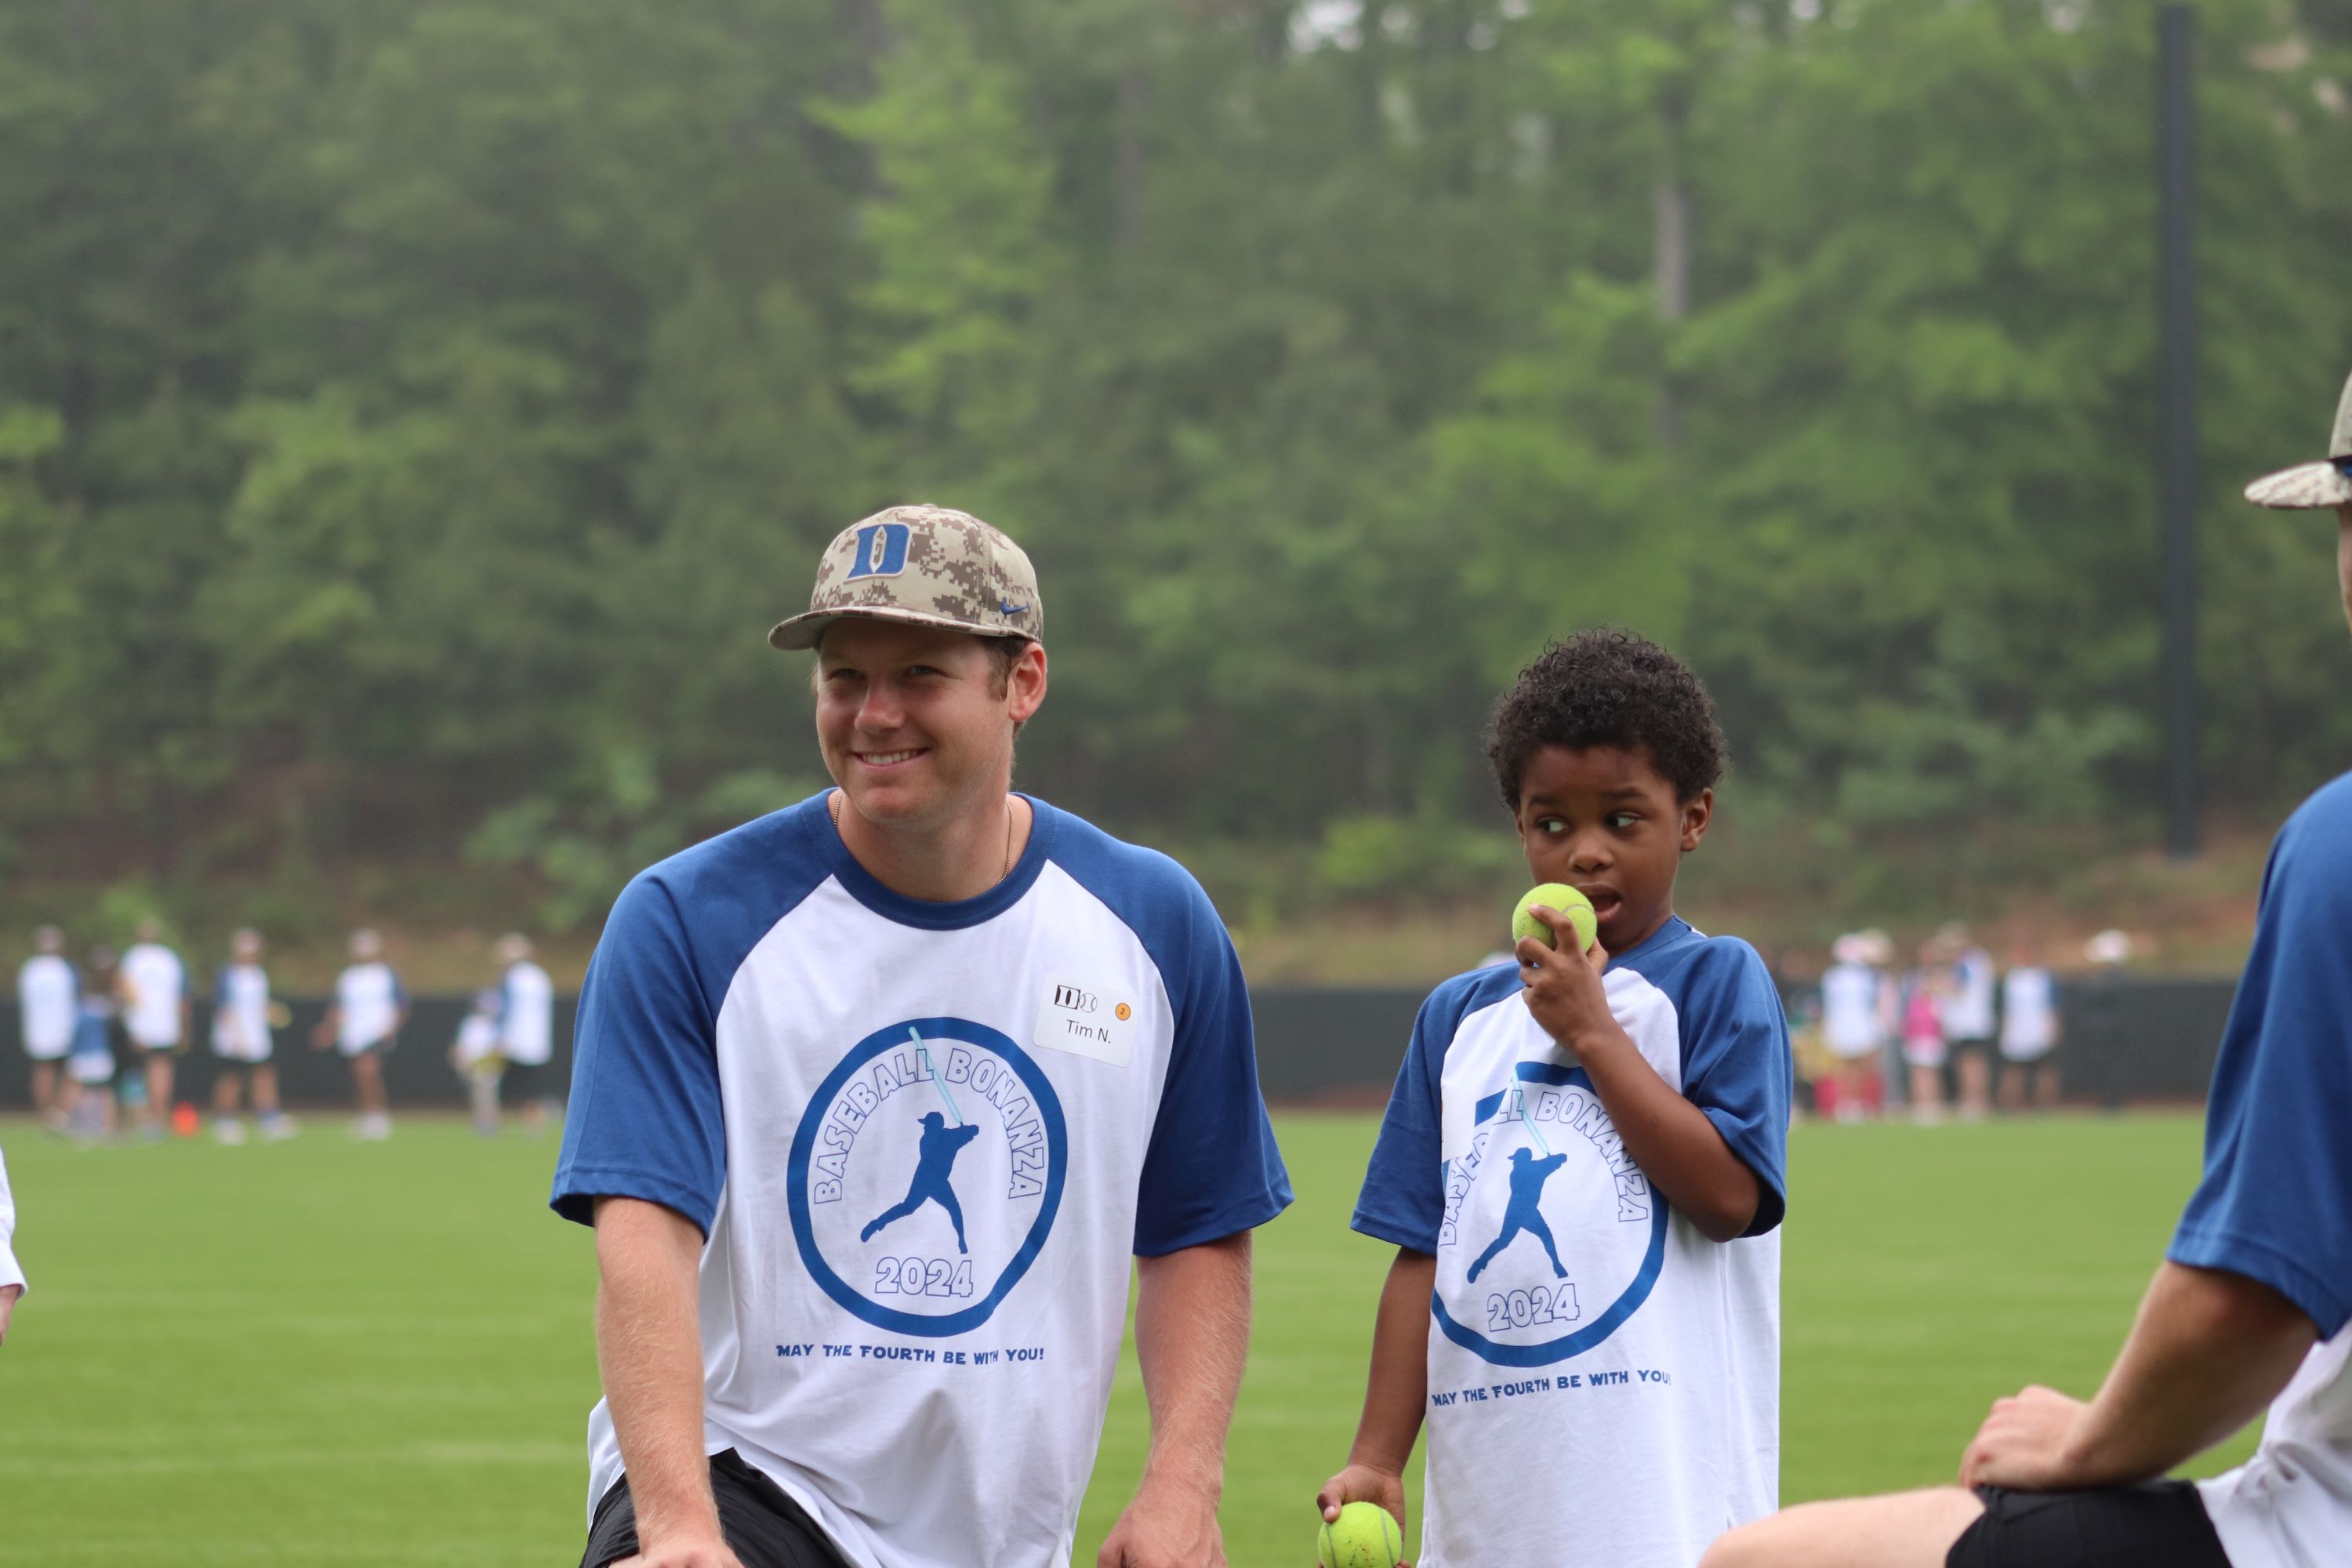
[788,1017,1068,1337]
[1432,1061,1670,1367]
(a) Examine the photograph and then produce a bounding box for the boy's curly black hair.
[1483,630,1728,809]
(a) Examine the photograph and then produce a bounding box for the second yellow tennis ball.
[1318,1501,1404,1568]
[1512,883,1597,952]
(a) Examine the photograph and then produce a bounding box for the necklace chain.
[830,790,1017,883]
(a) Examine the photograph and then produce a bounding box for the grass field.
[0,1111,2252,1566]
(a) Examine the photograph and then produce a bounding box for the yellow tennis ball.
[1319,1501,1404,1568]
[1512,883,1597,952]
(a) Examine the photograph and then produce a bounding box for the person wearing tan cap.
[552,506,1292,1568]
[1700,372,2352,1568]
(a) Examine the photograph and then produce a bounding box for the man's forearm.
[1133,1231,1254,1499]
[2065,1261,2314,1485]
[595,1196,721,1547]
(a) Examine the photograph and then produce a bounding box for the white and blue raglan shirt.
[17,954,76,1062]
[499,959,554,1068]
[550,793,1292,1568]
[1353,916,1791,1568]
[212,963,272,1062]
[333,962,407,1054]
[2172,771,2352,1568]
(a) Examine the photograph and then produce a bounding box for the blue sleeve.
[2169,789,2352,1336]
[550,873,728,1235]
[1679,941,1794,1237]
[1350,981,1466,1254]
[1131,883,1293,1256]
[392,971,409,1009]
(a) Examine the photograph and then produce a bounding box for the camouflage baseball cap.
[768,504,1045,652]
[2244,364,2352,510]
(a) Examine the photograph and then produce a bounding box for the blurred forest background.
[2,0,2350,980]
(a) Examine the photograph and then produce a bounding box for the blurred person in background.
[17,926,75,1133]
[1899,940,1949,1123]
[451,987,505,1138]
[64,946,119,1142]
[210,928,294,1144]
[1820,933,1887,1120]
[0,1138,22,1346]
[314,929,407,1142]
[1936,924,1998,1120]
[1998,938,2062,1112]
[495,933,556,1135]
[117,917,187,1141]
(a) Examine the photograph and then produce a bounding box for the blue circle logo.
[1431,1064,1671,1367]
[787,1016,1066,1338]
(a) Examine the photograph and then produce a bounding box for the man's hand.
[613,1536,745,1568]
[1960,1385,2092,1491]
[1314,1466,1409,1565]
[1515,913,1613,1057]
[0,1283,20,1345]
[1098,1479,1225,1568]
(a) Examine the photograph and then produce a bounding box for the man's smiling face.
[815,619,1044,831]
[1513,742,1711,955]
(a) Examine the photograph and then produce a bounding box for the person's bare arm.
[1098,1231,1254,1568]
[593,1196,742,1568]
[1516,914,1762,1241]
[1962,1261,2315,1491]
[1316,1247,1432,1552]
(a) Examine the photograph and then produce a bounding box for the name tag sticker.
[1033,976,1136,1068]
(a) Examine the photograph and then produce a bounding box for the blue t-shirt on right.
[2171,771,2352,1568]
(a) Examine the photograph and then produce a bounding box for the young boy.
[311,929,407,1141]
[449,987,505,1138]
[65,947,120,1142]
[1321,630,1793,1568]
[210,928,295,1143]
[17,926,75,1132]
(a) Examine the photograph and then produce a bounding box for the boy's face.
[1513,743,1711,956]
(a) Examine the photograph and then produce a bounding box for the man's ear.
[1007,641,1049,725]
[1679,788,1714,853]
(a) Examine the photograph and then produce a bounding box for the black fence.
[0,976,2241,1113]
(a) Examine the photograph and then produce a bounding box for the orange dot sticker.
[1114,1002,1132,1022]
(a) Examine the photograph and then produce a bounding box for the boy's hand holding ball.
[1312,1474,1407,1568]
[1512,884,1613,1056]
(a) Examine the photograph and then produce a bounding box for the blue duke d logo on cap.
[787,1017,1068,1336]
[846,521,913,580]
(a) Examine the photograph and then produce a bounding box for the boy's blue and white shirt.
[2172,771,2352,1568]
[211,963,272,1062]
[1354,916,1791,1568]
[550,793,1291,1568]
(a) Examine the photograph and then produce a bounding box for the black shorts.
[1949,1483,2229,1568]
[582,1449,851,1568]
[502,1058,554,1102]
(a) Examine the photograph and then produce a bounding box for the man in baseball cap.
[1701,365,2352,1568]
[554,504,1291,1568]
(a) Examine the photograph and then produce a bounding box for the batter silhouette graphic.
[861,1111,984,1254]
[1467,1146,1570,1283]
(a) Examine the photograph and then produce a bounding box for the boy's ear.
[1679,788,1714,853]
